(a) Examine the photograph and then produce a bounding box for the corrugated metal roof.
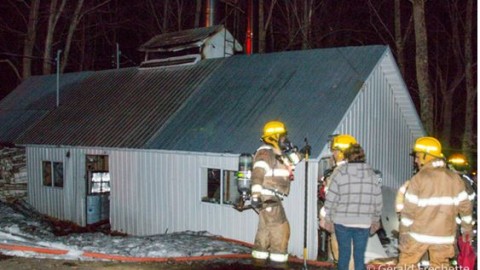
[15,60,223,148]
[146,45,387,157]
[10,45,401,157]
[138,25,224,51]
[0,72,92,145]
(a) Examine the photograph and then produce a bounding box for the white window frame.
[201,167,240,206]
[42,160,64,188]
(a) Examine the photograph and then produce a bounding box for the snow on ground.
[0,200,251,261]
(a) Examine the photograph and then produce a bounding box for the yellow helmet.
[263,121,287,138]
[331,134,357,151]
[412,137,443,158]
[262,121,287,148]
[447,153,469,172]
[448,153,468,165]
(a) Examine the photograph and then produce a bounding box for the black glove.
[300,145,311,156]
[251,195,262,209]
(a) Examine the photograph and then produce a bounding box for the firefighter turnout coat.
[398,159,473,269]
[250,144,295,262]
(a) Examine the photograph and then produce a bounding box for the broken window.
[202,168,240,205]
[90,171,110,194]
[86,155,110,195]
[42,161,64,188]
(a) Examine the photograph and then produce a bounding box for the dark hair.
[344,143,366,163]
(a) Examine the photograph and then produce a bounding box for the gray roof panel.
[146,46,387,157]
[10,45,389,158]
[16,61,222,148]
[0,72,92,145]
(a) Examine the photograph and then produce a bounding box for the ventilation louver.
[139,54,201,69]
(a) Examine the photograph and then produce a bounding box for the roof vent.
[138,25,242,69]
[139,54,201,69]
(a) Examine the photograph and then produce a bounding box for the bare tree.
[394,0,413,76]
[60,0,112,73]
[259,0,265,53]
[163,0,170,31]
[258,0,277,53]
[146,0,166,34]
[301,0,313,50]
[22,0,40,79]
[435,1,467,148]
[1,59,22,82]
[367,0,412,76]
[411,0,434,135]
[273,0,305,50]
[194,0,202,28]
[61,0,85,73]
[173,0,184,31]
[462,0,476,163]
[42,0,66,75]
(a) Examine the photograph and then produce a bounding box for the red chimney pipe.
[245,0,253,55]
[205,0,216,27]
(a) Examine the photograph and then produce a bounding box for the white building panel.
[329,53,423,189]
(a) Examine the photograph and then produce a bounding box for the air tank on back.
[237,153,253,198]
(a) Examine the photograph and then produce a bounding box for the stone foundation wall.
[0,147,27,202]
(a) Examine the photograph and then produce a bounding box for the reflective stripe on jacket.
[395,180,410,213]
[251,144,292,196]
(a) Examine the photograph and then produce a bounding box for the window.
[42,161,64,188]
[202,168,240,205]
[89,171,111,194]
[86,155,110,195]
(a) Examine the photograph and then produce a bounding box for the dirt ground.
[0,253,333,270]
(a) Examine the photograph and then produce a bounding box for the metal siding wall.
[106,150,319,258]
[26,147,66,219]
[285,160,319,259]
[25,146,319,258]
[331,61,417,189]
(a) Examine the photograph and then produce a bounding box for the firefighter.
[447,153,476,202]
[250,120,308,264]
[447,153,477,263]
[397,137,473,270]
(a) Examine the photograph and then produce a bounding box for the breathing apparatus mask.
[280,136,301,165]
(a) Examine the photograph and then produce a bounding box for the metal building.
[1,33,423,258]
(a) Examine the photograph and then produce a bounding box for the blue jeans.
[334,224,369,270]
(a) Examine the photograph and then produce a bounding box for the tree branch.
[0,59,22,81]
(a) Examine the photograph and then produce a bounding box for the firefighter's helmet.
[447,153,469,172]
[412,137,444,158]
[262,121,287,149]
[331,134,357,151]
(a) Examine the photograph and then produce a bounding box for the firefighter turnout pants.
[252,198,290,262]
[397,234,455,270]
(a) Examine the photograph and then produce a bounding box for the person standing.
[319,134,356,267]
[397,137,473,270]
[250,120,308,265]
[321,136,383,270]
